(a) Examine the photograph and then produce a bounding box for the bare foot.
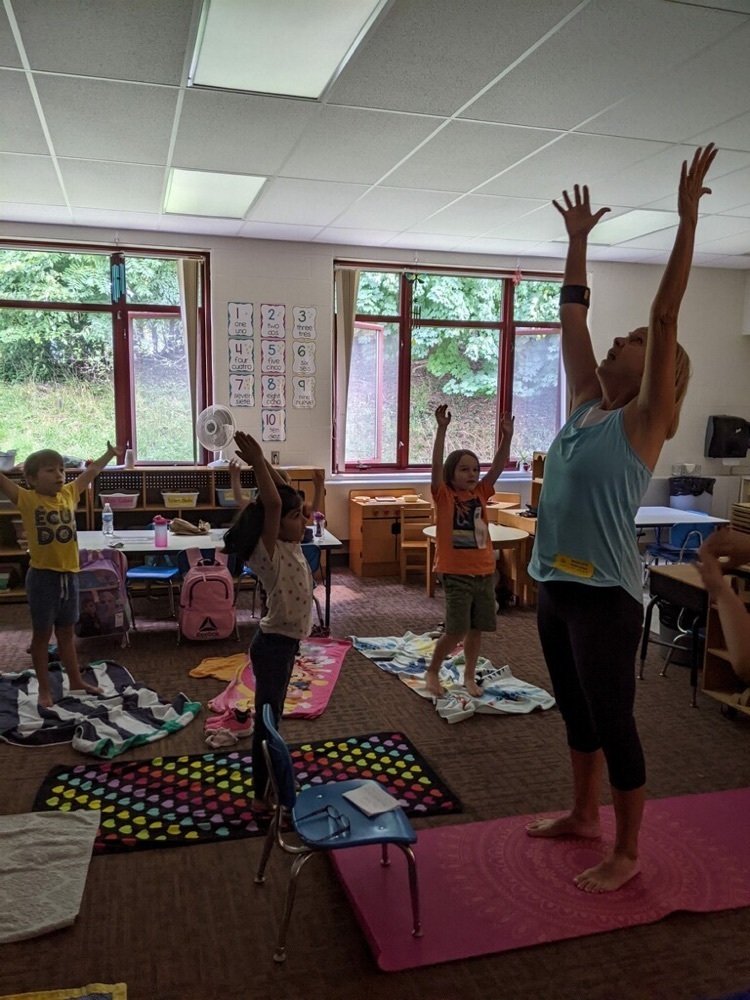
[38,690,54,709]
[68,680,103,697]
[423,672,445,698]
[525,813,601,839]
[574,852,640,892]
[464,679,483,698]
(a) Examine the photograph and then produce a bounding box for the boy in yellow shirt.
[0,442,123,706]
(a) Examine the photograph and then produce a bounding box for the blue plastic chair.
[125,525,181,620]
[645,514,716,568]
[254,704,422,963]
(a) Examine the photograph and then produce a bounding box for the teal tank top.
[528,400,651,604]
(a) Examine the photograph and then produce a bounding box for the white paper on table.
[342,783,400,817]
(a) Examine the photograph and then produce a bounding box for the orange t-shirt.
[431,480,495,575]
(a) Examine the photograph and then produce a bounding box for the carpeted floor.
[1,568,749,1000]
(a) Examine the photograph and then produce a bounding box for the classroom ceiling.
[2,0,750,268]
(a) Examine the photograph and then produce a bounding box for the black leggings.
[249,630,300,802]
[537,582,645,792]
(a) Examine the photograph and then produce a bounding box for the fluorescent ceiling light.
[586,210,680,245]
[164,168,266,218]
[191,0,385,98]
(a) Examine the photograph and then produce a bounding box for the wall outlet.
[271,451,280,465]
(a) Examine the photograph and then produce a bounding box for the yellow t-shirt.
[14,482,81,573]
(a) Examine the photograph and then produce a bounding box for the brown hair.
[23,449,64,481]
[443,449,479,488]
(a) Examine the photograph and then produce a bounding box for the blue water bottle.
[102,502,114,537]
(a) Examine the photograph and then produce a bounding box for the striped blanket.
[0,660,200,758]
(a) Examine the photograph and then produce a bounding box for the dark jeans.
[537,581,645,792]
[250,630,300,802]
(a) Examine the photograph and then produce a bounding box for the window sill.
[332,471,531,486]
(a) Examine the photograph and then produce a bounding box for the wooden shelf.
[702,575,750,718]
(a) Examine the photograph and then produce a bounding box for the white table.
[422,523,529,599]
[635,507,729,529]
[78,527,343,627]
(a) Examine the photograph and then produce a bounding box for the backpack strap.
[186,547,202,568]
[212,550,229,569]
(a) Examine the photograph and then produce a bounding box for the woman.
[527,145,717,893]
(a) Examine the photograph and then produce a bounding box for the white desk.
[635,507,729,529]
[422,524,529,599]
[78,528,343,627]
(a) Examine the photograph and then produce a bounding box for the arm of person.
[699,527,750,571]
[229,459,247,507]
[481,413,515,489]
[431,405,450,494]
[552,185,610,412]
[697,550,750,683]
[74,441,123,493]
[625,144,717,469]
[310,467,325,515]
[0,472,19,506]
[234,431,281,557]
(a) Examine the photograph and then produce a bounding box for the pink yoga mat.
[332,788,750,971]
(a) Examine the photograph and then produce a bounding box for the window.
[0,244,211,464]
[341,267,563,470]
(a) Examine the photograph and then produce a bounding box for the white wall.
[4,221,750,536]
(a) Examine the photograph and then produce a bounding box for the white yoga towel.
[0,810,99,943]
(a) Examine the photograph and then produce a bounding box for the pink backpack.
[178,549,238,644]
[76,548,132,646]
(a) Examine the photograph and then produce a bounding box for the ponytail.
[222,484,303,563]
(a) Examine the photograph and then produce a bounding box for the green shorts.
[442,573,497,635]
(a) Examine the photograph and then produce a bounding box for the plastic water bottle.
[313,511,325,538]
[102,502,114,536]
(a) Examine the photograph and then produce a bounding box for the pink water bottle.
[153,515,170,548]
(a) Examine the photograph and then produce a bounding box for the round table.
[422,524,529,598]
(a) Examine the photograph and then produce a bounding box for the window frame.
[0,239,213,465]
[337,261,562,472]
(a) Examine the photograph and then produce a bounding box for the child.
[223,431,313,823]
[230,457,325,523]
[424,404,514,699]
[0,441,124,706]
[697,528,750,684]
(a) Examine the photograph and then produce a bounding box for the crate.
[99,492,140,509]
[215,487,257,507]
[162,491,199,509]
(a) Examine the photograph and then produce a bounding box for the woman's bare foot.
[38,689,54,709]
[574,852,640,892]
[423,672,445,698]
[526,813,601,839]
[464,678,483,698]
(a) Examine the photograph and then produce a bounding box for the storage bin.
[215,487,257,507]
[161,491,199,509]
[99,492,140,509]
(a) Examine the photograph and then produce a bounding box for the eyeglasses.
[297,803,351,840]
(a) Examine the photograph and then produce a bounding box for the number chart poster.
[292,307,317,408]
[260,303,286,441]
[227,302,255,407]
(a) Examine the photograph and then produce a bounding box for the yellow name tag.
[553,553,594,579]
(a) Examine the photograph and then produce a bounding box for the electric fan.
[195,404,236,467]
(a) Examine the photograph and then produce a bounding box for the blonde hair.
[666,341,692,440]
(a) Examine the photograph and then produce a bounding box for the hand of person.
[699,527,750,571]
[677,143,717,227]
[697,548,730,599]
[233,431,264,467]
[107,441,125,461]
[552,184,610,240]
[312,467,325,487]
[499,412,514,441]
[229,457,243,481]
[435,404,451,429]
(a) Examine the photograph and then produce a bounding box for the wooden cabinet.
[531,451,547,509]
[349,489,430,577]
[702,573,750,718]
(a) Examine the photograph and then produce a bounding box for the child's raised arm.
[431,404,451,493]
[481,413,515,490]
[229,459,247,507]
[0,472,19,506]
[234,431,282,557]
[75,441,124,493]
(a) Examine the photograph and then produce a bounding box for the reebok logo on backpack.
[178,549,237,643]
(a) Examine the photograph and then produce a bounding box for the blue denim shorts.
[25,568,80,631]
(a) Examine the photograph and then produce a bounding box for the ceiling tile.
[0,69,48,154]
[173,90,317,175]
[238,220,324,242]
[58,160,165,213]
[0,6,21,67]
[15,0,195,85]
[647,163,750,215]
[0,153,64,204]
[385,121,557,192]
[326,0,584,116]
[279,106,441,183]
[312,227,401,246]
[36,77,177,163]
[410,194,547,237]
[248,178,369,227]
[0,201,73,225]
[70,208,162,232]
[486,206,566,242]
[457,236,547,256]
[461,0,745,131]
[691,111,750,153]
[332,186,460,231]
[384,232,467,251]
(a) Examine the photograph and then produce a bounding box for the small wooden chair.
[399,505,433,585]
